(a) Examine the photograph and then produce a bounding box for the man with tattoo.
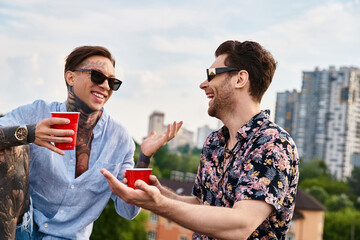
[0,46,182,239]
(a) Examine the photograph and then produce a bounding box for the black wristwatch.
[14,125,28,141]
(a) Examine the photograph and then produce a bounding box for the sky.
[0,0,359,143]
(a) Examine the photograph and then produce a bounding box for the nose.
[200,79,208,90]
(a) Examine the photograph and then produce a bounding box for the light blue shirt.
[0,100,140,239]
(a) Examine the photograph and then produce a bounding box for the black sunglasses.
[72,69,122,91]
[206,67,240,82]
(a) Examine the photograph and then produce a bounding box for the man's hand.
[34,117,74,155]
[122,173,161,188]
[101,168,163,210]
[141,121,183,156]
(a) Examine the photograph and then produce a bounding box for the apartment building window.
[148,231,157,240]
[340,87,355,104]
[150,213,158,222]
[180,237,188,240]
[286,111,292,120]
[340,87,349,103]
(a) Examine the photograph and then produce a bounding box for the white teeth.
[93,92,104,98]
[207,94,214,99]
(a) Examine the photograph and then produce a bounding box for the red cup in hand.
[51,112,80,150]
[126,168,152,189]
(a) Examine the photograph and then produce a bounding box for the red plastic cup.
[51,112,80,150]
[126,168,152,189]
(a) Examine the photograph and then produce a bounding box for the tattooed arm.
[0,128,31,240]
[136,151,151,168]
[0,125,36,150]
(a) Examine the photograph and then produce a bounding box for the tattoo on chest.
[74,114,99,178]
[75,131,94,178]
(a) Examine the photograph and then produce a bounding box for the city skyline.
[275,66,360,180]
[0,0,359,143]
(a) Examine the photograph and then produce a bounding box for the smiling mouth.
[92,92,105,99]
[207,93,214,99]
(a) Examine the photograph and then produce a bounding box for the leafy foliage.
[348,167,360,197]
[91,200,148,240]
[323,209,360,240]
[151,144,200,178]
[305,186,329,205]
[298,158,329,183]
[299,158,360,239]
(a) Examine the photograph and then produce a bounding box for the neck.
[66,87,101,127]
[221,100,260,148]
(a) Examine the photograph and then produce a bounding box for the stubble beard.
[208,89,234,119]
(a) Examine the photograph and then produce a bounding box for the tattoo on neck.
[66,86,98,115]
[66,87,102,178]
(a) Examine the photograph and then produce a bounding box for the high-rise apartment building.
[148,111,165,136]
[196,125,214,149]
[275,66,360,180]
[274,90,298,135]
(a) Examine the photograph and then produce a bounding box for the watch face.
[15,127,28,141]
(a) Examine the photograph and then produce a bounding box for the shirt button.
[44,223,48,228]
[60,210,64,214]
[70,159,74,163]
[71,185,75,189]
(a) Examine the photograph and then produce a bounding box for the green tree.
[323,208,360,240]
[298,158,328,183]
[326,194,354,212]
[305,186,329,205]
[91,201,148,240]
[300,176,349,196]
[191,147,202,155]
[133,141,141,165]
[348,167,360,196]
[177,144,190,155]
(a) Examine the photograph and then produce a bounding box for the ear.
[235,70,249,89]
[65,71,75,86]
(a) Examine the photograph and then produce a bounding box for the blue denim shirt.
[0,100,140,239]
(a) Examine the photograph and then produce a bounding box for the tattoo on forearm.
[136,151,151,168]
[0,127,27,150]
[0,145,30,239]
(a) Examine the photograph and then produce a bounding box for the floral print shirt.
[192,110,299,240]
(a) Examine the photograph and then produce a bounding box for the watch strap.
[27,124,36,143]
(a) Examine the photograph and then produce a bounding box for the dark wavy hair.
[215,40,277,102]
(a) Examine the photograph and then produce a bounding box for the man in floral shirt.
[192,109,298,239]
[102,40,299,240]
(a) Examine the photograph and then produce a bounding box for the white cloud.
[0,0,359,142]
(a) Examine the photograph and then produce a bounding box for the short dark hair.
[64,46,115,86]
[215,40,277,102]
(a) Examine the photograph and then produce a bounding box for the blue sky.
[1,0,359,142]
